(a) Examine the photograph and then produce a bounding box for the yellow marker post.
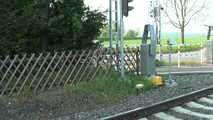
[151,76,164,86]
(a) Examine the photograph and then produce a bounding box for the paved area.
[157,66,213,74]
[156,48,206,62]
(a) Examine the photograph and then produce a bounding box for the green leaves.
[0,0,106,55]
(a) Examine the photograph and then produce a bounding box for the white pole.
[158,45,161,60]
[178,44,180,68]
[201,40,203,64]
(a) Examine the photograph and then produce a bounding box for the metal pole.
[117,0,125,78]
[115,0,119,47]
[108,0,113,68]
[115,0,120,72]
[159,4,163,61]
[120,18,125,79]
[166,41,177,87]
[109,0,113,48]
[168,44,172,80]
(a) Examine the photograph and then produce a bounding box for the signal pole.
[116,0,125,78]
[116,0,134,79]
[109,0,113,49]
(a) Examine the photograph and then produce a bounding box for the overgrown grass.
[65,72,153,104]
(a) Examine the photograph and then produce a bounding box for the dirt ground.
[0,89,109,120]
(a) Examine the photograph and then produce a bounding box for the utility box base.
[140,44,156,76]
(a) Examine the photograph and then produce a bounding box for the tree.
[162,0,206,44]
[99,26,109,39]
[0,0,106,55]
[124,29,139,39]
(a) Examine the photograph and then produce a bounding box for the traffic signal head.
[122,0,134,17]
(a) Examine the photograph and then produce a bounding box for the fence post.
[136,47,140,75]
[116,45,120,72]
[200,42,203,64]
[178,44,181,68]
[109,48,113,70]
[159,44,162,61]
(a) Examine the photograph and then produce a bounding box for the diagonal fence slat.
[86,49,105,82]
[29,53,51,89]
[0,55,19,87]
[34,52,58,93]
[3,56,23,80]
[69,50,92,86]
[0,56,9,75]
[125,49,136,71]
[17,53,43,95]
[1,54,27,96]
[83,50,103,82]
[63,50,87,86]
[57,51,79,87]
[90,48,109,81]
[77,49,98,83]
[9,54,35,96]
[97,49,111,78]
[41,52,65,91]
[0,47,140,96]
[49,51,73,89]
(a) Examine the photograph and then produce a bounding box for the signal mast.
[140,0,163,76]
[148,0,162,44]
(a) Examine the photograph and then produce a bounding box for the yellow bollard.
[151,76,164,86]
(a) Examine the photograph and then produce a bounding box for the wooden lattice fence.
[0,47,140,96]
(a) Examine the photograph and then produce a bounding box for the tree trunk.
[181,27,185,44]
[41,33,48,51]
[207,26,211,40]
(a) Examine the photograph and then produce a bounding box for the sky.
[84,0,213,35]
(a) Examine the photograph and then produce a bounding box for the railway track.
[101,85,213,120]
[145,96,213,120]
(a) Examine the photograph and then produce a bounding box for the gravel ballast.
[1,73,213,120]
[55,73,213,120]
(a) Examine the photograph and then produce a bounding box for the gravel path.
[54,74,213,120]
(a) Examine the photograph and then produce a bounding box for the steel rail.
[101,85,213,120]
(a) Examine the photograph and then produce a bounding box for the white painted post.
[178,44,181,68]
[160,44,163,61]
[158,44,161,60]
[200,41,203,64]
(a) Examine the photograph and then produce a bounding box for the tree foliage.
[124,29,139,39]
[0,0,106,55]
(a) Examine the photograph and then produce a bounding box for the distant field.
[102,36,208,48]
